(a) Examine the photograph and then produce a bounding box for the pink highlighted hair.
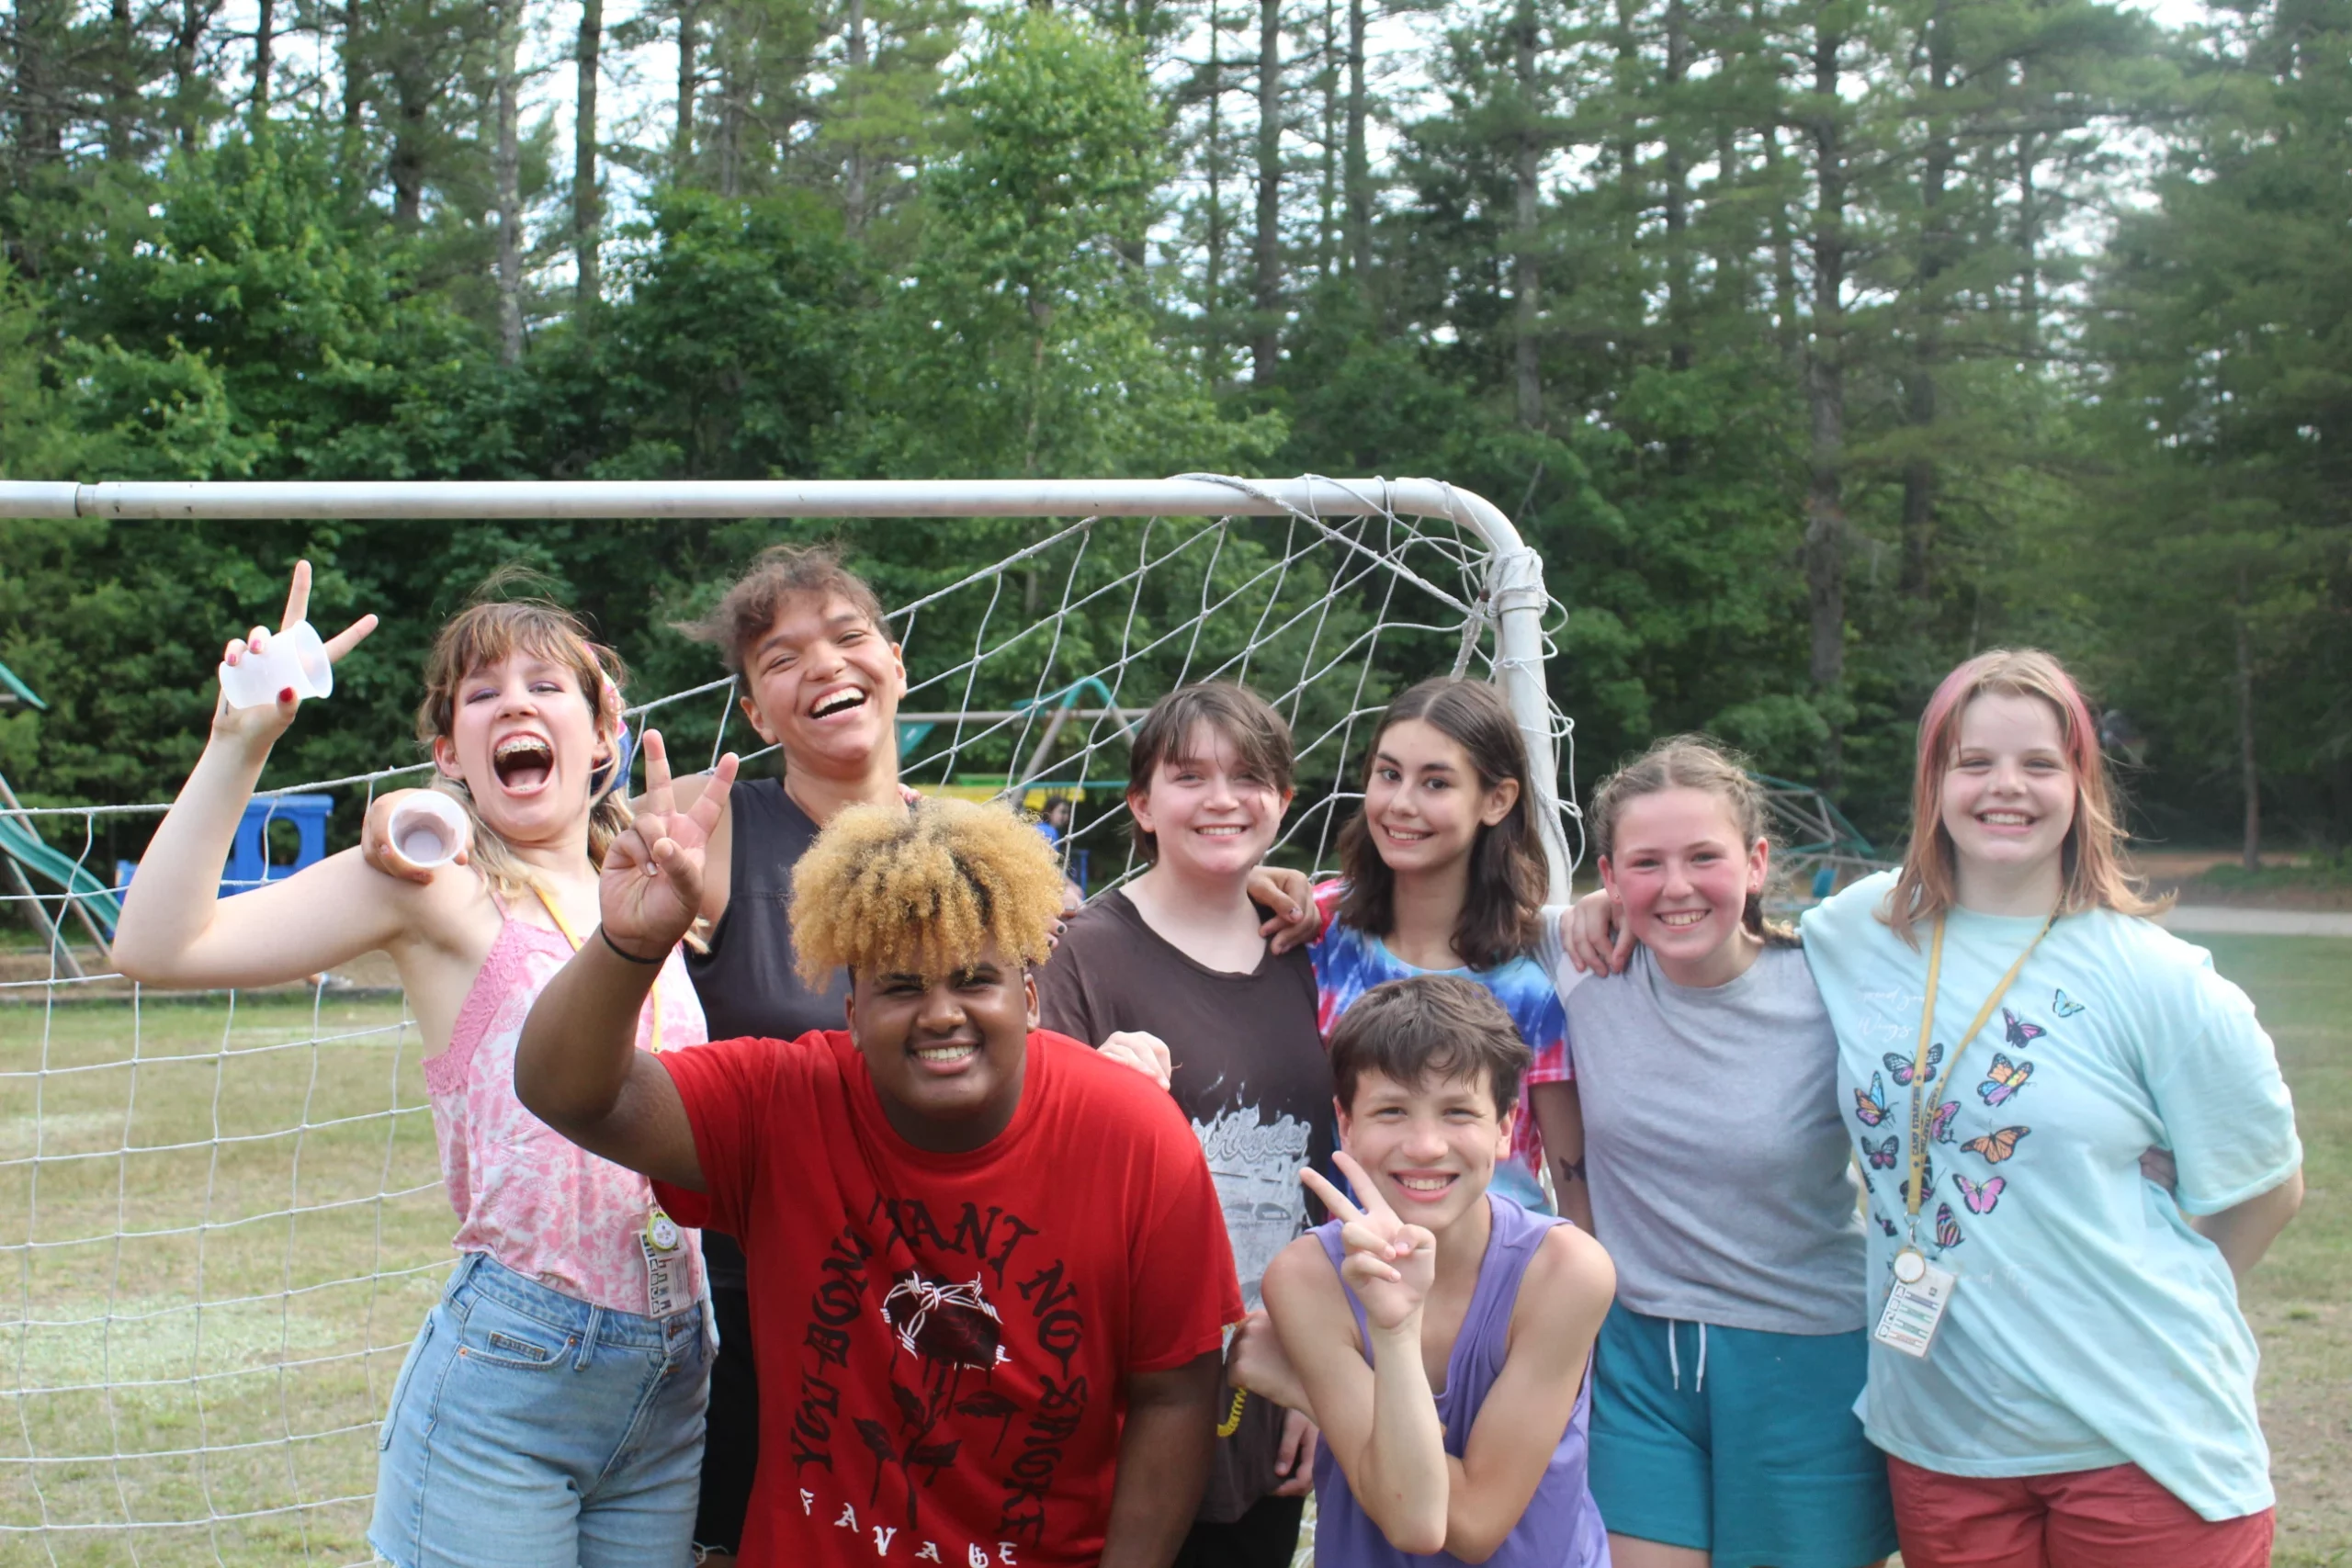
[1884,648,2164,946]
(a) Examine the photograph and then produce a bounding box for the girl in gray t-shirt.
[1530,738,1896,1568]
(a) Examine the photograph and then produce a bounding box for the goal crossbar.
[0,474,1571,897]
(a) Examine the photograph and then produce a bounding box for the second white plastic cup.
[218,622,334,710]
[389,792,471,869]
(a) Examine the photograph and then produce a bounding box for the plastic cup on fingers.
[218,622,334,710]
[389,792,470,870]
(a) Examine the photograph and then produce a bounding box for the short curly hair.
[788,798,1066,988]
[676,542,889,675]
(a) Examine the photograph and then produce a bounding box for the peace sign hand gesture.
[1300,1151,1436,1334]
[213,559,379,750]
[599,730,737,960]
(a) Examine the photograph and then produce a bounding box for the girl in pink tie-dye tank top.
[113,572,715,1568]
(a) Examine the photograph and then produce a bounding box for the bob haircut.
[1336,678,1544,970]
[679,541,890,675]
[1125,682,1296,863]
[1328,975,1532,1118]
[788,797,1066,987]
[413,587,629,901]
[1589,735,1796,946]
[1885,648,2165,946]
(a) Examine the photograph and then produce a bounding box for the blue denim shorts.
[368,1251,711,1568]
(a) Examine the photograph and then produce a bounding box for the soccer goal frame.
[1,474,1574,899]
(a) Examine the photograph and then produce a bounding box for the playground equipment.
[898,676,1149,791]
[112,793,338,895]
[1755,772,1892,902]
[0,662,119,976]
[0,771,120,977]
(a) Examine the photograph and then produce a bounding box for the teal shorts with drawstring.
[1588,1303,1896,1568]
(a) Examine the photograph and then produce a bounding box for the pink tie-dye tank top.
[422,911,710,1315]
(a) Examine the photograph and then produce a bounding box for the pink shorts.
[1886,1455,2274,1568]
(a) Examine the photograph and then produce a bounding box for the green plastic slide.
[0,809,122,938]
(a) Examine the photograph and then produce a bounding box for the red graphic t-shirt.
[654,1028,1243,1568]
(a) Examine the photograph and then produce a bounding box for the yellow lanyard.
[533,887,663,1055]
[1902,911,2055,1247]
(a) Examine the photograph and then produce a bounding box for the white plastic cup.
[218,622,334,710]
[389,792,471,870]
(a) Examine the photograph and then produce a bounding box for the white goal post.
[0,475,1575,898]
[0,473,1575,1564]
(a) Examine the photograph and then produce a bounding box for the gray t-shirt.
[1540,919,1867,1334]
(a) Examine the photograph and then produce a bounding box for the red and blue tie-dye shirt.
[1307,881,1570,1210]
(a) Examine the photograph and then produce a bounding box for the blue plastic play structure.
[222,794,335,892]
[113,794,336,895]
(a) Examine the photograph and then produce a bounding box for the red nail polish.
[280,687,296,704]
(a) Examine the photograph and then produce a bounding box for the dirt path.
[2161,907,2352,938]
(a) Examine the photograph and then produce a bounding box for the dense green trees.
[0,0,2345,859]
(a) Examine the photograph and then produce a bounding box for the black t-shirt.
[1033,888,1334,1524]
[683,777,849,1287]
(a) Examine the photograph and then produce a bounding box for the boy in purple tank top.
[1231,976,1615,1567]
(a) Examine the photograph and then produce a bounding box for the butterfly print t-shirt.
[653,1029,1244,1567]
[1805,872,2301,1522]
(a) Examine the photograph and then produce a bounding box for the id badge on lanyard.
[641,1206,687,1319]
[1872,911,2052,1360]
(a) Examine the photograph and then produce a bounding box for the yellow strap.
[1215,1386,1248,1438]
[1904,911,2055,1232]
[534,887,664,1055]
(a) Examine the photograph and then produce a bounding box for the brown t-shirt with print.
[1035,889,1334,1524]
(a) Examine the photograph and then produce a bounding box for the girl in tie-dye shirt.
[1299,678,1569,1213]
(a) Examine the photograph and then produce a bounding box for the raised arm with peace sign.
[514,728,740,1194]
[596,729,738,961]
[1300,1152,1438,1335]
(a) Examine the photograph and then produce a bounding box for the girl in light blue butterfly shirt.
[1568,649,2301,1568]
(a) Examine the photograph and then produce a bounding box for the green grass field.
[0,989,446,1565]
[0,938,2344,1566]
[2214,936,2352,1568]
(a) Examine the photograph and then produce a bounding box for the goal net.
[0,475,1577,1564]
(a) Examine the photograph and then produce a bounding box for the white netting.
[0,486,1576,1564]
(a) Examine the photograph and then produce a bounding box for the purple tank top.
[1310,1192,1611,1568]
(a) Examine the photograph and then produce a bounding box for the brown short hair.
[1328,976,1532,1117]
[1125,682,1296,863]
[678,542,889,674]
[788,797,1067,987]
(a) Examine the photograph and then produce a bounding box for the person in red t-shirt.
[515,731,1242,1568]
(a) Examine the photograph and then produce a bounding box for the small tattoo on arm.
[1554,1157,1587,1187]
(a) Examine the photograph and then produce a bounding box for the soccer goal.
[0,475,1577,1565]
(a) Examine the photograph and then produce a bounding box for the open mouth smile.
[1655,908,1709,929]
[810,686,868,721]
[492,734,555,794]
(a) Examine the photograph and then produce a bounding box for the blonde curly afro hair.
[788,797,1066,987]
